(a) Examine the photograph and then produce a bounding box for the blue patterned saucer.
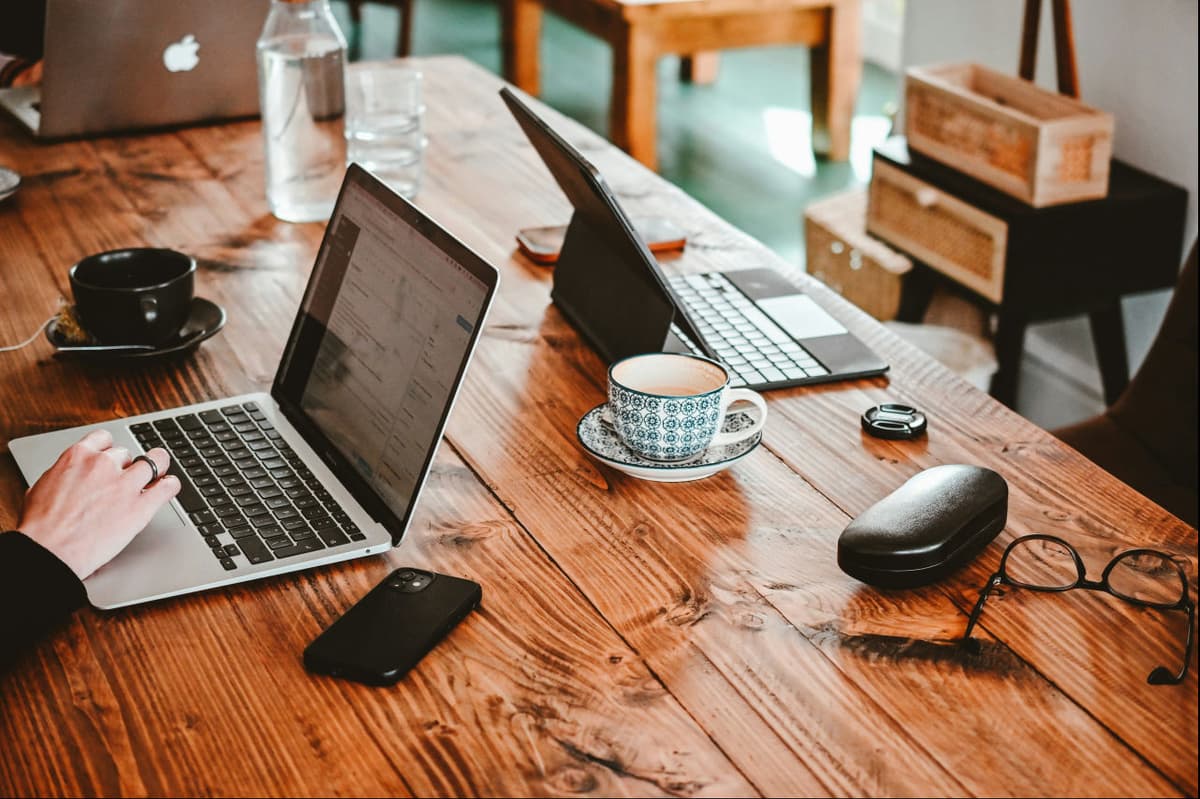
[576,404,761,482]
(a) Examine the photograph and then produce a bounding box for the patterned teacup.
[607,353,768,462]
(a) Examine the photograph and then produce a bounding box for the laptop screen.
[273,165,497,543]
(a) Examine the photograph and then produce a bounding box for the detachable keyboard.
[130,401,366,572]
[667,273,831,388]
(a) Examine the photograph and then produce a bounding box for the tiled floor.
[334,0,900,267]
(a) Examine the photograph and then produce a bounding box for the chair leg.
[502,0,543,95]
[398,0,414,57]
[347,0,364,61]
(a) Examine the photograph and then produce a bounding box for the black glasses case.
[838,464,1008,588]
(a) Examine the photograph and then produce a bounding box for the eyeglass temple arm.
[1147,598,1194,686]
[960,573,1003,649]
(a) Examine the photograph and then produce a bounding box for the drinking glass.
[345,64,426,198]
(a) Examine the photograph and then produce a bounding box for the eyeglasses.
[961,534,1194,685]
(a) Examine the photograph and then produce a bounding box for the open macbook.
[10,165,499,608]
[0,0,267,138]
[499,87,888,390]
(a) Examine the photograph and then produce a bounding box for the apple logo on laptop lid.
[163,34,200,73]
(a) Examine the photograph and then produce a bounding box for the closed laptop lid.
[39,0,270,138]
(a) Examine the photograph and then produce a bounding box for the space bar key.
[165,461,206,512]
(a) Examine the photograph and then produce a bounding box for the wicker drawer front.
[867,160,1008,303]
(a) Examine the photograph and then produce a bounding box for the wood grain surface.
[0,56,1195,797]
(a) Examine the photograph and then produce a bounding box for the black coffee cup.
[69,248,196,346]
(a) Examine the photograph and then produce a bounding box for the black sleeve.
[0,530,87,671]
[0,1,47,60]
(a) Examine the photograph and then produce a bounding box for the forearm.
[0,531,88,670]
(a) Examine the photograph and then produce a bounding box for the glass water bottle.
[256,0,348,223]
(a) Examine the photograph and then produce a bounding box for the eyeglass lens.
[1107,550,1186,607]
[1004,537,1080,590]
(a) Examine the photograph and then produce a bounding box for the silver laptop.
[0,0,268,138]
[10,165,499,608]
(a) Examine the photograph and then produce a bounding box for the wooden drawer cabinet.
[865,136,1187,407]
[867,161,1007,303]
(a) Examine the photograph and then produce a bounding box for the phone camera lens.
[396,570,416,581]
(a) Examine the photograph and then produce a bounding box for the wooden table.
[0,56,1195,797]
[501,0,861,170]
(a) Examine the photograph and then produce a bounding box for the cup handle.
[140,296,158,325]
[709,388,767,448]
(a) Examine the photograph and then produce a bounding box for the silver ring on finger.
[130,454,160,489]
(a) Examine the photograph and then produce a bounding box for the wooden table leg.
[989,311,1027,408]
[810,0,861,161]
[680,52,720,84]
[612,25,659,170]
[1089,301,1130,406]
[501,0,543,95]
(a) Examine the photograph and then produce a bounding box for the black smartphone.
[303,568,481,686]
[516,215,687,265]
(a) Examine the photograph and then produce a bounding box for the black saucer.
[46,297,226,360]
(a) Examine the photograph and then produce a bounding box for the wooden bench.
[501,0,862,170]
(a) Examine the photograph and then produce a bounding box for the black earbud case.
[837,464,1008,588]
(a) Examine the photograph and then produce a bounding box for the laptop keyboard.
[130,401,367,572]
[667,273,830,388]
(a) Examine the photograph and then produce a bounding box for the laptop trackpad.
[758,295,848,340]
[84,510,198,607]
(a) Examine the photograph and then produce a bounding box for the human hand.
[9,59,42,88]
[16,429,180,580]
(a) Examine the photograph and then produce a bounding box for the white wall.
[862,0,906,71]
[901,0,1198,429]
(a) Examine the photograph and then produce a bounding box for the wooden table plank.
[1,55,1195,797]
[1,442,760,794]
[446,328,1179,796]
[403,58,1194,796]
[0,63,754,799]
[426,67,1199,793]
